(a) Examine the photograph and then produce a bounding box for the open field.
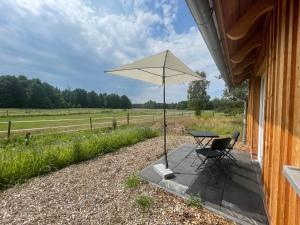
[0,108,194,138]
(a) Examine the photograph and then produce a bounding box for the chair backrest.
[211,137,231,152]
[229,130,240,149]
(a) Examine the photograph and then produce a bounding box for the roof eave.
[185,0,232,88]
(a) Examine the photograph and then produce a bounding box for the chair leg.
[190,155,198,167]
[227,153,241,167]
[196,156,208,171]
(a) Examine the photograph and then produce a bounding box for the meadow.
[0,126,158,188]
[0,108,193,138]
[177,111,243,136]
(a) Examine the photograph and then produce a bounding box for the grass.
[186,194,203,208]
[177,112,243,136]
[134,194,154,212]
[0,108,193,137]
[0,126,158,188]
[124,173,142,189]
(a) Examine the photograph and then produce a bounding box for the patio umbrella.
[105,50,202,169]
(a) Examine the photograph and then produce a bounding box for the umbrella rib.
[165,73,185,77]
[105,67,164,73]
[106,67,201,79]
[165,67,201,79]
[137,68,162,77]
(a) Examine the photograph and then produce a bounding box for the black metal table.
[190,131,219,149]
[187,131,219,165]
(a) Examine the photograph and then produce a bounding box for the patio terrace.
[140,143,269,225]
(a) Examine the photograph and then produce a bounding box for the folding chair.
[219,130,241,167]
[195,137,231,171]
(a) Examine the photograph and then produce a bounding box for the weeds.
[186,194,203,208]
[124,174,141,189]
[134,194,153,212]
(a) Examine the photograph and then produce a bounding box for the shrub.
[124,174,141,189]
[186,194,203,208]
[134,194,153,212]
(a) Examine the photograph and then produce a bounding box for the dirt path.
[0,136,232,225]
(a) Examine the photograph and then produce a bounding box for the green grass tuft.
[134,194,153,212]
[124,174,141,189]
[0,126,158,188]
[186,194,203,208]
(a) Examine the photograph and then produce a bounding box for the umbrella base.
[153,163,175,179]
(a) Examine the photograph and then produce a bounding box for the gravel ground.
[0,135,234,225]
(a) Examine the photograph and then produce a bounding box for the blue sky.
[0,0,225,103]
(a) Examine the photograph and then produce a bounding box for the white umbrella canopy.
[105,50,202,169]
[105,50,201,85]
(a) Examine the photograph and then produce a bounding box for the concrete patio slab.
[140,144,268,225]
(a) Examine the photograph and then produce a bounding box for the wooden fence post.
[112,118,117,130]
[90,117,93,131]
[7,121,11,138]
[127,112,129,125]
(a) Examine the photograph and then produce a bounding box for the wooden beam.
[226,0,274,40]
[232,54,257,75]
[233,67,253,84]
[230,34,262,63]
[233,73,250,85]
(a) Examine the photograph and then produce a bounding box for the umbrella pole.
[163,66,168,169]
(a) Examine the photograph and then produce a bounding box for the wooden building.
[187,0,300,224]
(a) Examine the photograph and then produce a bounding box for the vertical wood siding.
[246,0,300,224]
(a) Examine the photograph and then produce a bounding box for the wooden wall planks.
[246,0,300,224]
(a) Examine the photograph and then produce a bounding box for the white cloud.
[0,0,223,103]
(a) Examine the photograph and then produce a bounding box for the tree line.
[130,71,247,115]
[186,71,248,115]
[0,75,132,109]
[134,71,247,115]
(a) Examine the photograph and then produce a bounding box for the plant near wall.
[186,194,203,208]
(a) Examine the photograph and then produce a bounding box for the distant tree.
[42,82,65,108]
[26,80,50,108]
[102,93,108,108]
[120,95,132,109]
[187,71,210,115]
[0,75,133,109]
[62,89,73,108]
[223,81,248,102]
[168,103,177,109]
[98,93,104,108]
[87,91,100,108]
[106,93,121,108]
[73,89,87,108]
[210,77,248,115]
[144,100,157,109]
[0,76,24,107]
[176,101,188,110]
